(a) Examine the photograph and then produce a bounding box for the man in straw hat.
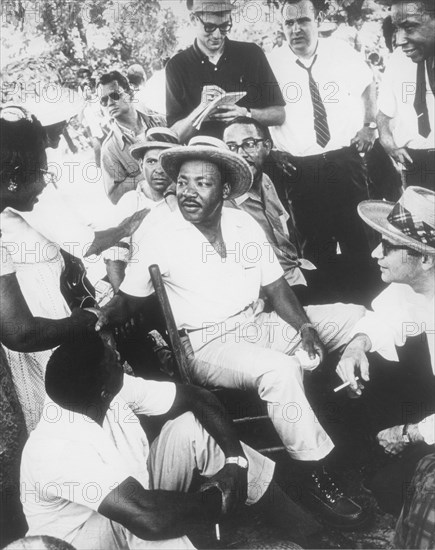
[336,186,435,513]
[97,137,369,529]
[165,0,285,143]
[104,128,179,292]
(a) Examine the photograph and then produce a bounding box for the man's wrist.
[225,456,248,469]
[347,333,372,353]
[406,423,424,444]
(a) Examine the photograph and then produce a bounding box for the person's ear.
[190,12,197,25]
[100,388,112,401]
[421,254,435,270]
[317,10,325,25]
[264,138,272,156]
[222,182,231,199]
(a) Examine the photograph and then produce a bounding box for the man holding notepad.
[165,0,285,143]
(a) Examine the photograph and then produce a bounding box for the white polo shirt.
[21,375,176,544]
[268,38,373,156]
[121,208,284,330]
[378,48,435,150]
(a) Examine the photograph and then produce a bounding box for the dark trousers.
[283,146,378,303]
[404,148,435,191]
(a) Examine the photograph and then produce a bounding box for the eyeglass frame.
[226,138,266,154]
[194,13,233,35]
[100,91,125,107]
[380,238,421,257]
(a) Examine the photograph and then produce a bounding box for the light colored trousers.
[183,300,365,462]
[72,412,275,550]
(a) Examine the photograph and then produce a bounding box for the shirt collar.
[233,173,272,206]
[288,39,322,67]
[192,37,230,64]
[111,111,146,150]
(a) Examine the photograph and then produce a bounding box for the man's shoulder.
[227,39,262,54]
[167,45,196,68]
[319,37,360,61]
[384,48,415,75]
[222,206,263,228]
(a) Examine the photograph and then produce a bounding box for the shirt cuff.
[418,415,435,445]
[348,312,399,362]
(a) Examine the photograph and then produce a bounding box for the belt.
[177,302,259,339]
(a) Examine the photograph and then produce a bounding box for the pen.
[333,376,360,393]
[215,523,221,541]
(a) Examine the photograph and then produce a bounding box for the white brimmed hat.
[16,88,83,127]
[358,186,435,255]
[159,135,252,199]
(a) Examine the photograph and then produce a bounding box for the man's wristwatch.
[402,423,412,444]
[225,456,248,469]
[364,122,378,130]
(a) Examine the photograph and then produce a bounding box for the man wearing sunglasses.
[99,71,165,204]
[335,186,435,516]
[165,0,285,143]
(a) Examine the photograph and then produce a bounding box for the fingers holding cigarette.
[334,376,360,393]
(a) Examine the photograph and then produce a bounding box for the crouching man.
[20,334,313,549]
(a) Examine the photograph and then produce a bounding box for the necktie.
[297,56,331,148]
[414,61,431,138]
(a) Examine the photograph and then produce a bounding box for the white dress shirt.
[268,38,373,156]
[378,48,435,150]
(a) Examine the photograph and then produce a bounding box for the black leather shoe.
[302,466,369,530]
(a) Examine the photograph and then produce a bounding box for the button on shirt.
[378,49,435,150]
[21,375,176,544]
[121,208,284,330]
[226,173,314,286]
[268,38,373,156]
[349,283,435,444]
[166,38,285,139]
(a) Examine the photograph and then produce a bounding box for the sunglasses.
[100,91,123,107]
[195,14,232,34]
[380,239,420,256]
[226,138,265,153]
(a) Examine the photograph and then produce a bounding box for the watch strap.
[225,456,248,469]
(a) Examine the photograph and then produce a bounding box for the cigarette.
[215,523,221,541]
[334,376,360,393]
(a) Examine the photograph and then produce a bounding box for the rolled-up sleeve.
[418,415,435,445]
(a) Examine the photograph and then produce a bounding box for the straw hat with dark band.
[358,186,435,255]
[159,136,252,200]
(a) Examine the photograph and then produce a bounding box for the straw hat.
[160,135,252,199]
[358,186,435,255]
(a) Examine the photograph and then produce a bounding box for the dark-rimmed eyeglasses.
[195,14,232,34]
[100,91,122,107]
[226,138,265,153]
[380,239,420,257]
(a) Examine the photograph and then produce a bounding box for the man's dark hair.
[224,116,273,145]
[390,0,435,16]
[0,117,47,193]
[45,334,108,409]
[281,0,327,16]
[99,70,131,93]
